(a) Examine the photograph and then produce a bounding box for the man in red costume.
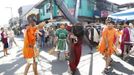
[68,23,84,75]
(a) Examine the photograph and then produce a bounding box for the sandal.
[109,59,113,66]
[103,68,109,74]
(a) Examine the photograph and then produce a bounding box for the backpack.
[72,25,84,37]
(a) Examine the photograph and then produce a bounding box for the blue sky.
[0,0,134,26]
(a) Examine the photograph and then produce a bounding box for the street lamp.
[5,7,14,27]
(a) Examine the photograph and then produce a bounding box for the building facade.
[118,3,134,11]
[19,0,119,24]
[35,0,95,22]
[95,0,119,18]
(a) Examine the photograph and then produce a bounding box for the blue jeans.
[41,38,45,48]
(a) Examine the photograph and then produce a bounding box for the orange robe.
[98,27,117,56]
[23,25,37,58]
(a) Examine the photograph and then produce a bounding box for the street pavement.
[0,37,134,75]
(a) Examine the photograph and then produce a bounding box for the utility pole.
[75,0,80,20]
[6,7,14,27]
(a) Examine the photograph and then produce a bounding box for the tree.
[9,17,19,28]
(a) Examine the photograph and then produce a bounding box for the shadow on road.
[74,69,81,75]
[0,50,3,53]
[0,56,4,59]
[0,57,26,75]
[125,56,134,66]
[16,50,22,57]
[51,60,68,75]
[107,61,134,75]
[106,68,119,75]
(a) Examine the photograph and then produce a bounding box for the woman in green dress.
[55,23,68,60]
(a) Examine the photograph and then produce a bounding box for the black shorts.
[4,43,8,48]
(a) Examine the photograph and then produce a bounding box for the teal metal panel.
[39,8,45,21]
[78,0,94,17]
[39,0,59,20]
[38,0,95,21]
[53,2,58,16]
[64,0,76,8]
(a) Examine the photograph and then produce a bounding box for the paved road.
[0,37,133,75]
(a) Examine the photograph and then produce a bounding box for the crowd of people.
[1,13,133,75]
[98,19,134,74]
[22,14,85,75]
[21,13,134,75]
[0,27,17,56]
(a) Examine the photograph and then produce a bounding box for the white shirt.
[130,28,134,42]
[8,30,15,38]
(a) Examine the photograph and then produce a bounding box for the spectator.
[1,28,9,56]
[120,21,130,57]
[129,23,134,42]
[39,26,45,48]
[8,28,17,48]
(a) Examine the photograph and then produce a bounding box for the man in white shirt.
[129,23,134,42]
[8,28,17,48]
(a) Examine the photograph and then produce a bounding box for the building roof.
[119,3,134,7]
[106,0,120,5]
[19,4,34,17]
[35,0,46,9]
[19,0,44,18]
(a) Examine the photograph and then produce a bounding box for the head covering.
[129,23,133,26]
[27,14,37,23]
[66,25,72,31]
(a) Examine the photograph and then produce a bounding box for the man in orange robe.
[23,14,45,75]
[98,21,117,74]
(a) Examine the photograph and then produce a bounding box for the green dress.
[55,28,68,52]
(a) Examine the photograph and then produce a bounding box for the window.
[46,3,50,13]
[39,9,43,16]
[43,6,45,15]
